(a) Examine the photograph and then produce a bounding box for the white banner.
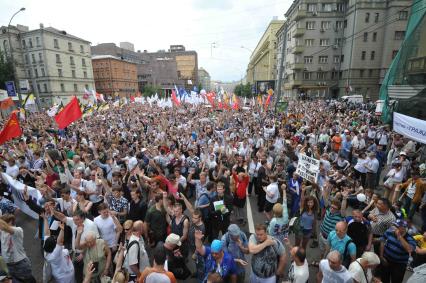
[1,173,42,219]
[393,112,426,144]
[296,154,320,183]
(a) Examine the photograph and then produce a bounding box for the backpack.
[342,239,354,268]
[125,240,140,267]
[199,193,211,221]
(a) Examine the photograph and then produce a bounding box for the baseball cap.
[227,224,240,236]
[393,219,408,228]
[399,151,407,156]
[211,239,223,253]
[361,252,380,265]
[165,233,181,246]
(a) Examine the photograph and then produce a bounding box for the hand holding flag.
[0,112,22,145]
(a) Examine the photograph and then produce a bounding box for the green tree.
[142,84,162,97]
[0,50,14,90]
[234,82,253,97]
[197,82,203,92]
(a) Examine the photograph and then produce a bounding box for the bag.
[289,215,302,235]
[342,239,354,268]
[125,240,140,266]
[199,193,211,221]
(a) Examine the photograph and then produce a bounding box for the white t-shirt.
[288,260,309,283]
[266,182,280,203]
[123,235,150,275]
[44,240,75,282]
[319,259,353,283]
[94,215,117,248]
[3,162,19,178]
[349,259,372,283]
[65,217,99,252]
[0,227,27,263]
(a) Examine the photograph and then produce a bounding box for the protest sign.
[393,112,426,144]
[295,154,320,183]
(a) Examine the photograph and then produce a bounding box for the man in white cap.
[348,251,380,283]
[163,233,190,280]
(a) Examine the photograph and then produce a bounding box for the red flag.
[130,96,135,102]
[54,96,82,129]
[171,90,180,106]
[206,92,216,108]
[264,93,272,110]
[0,112,22,145]
[0,98,15,110]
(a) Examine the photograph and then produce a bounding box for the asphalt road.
[17,192,417,282]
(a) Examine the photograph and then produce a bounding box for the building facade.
[246,19,284,85]
[91,43,198,94]
[92,55,138,98]
[278,0,410,99]
[0,24,95,106]
[198,67,211,90]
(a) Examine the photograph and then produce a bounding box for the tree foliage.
[142,84,163,98]
[234,82,253,97]
[0,50,14,90]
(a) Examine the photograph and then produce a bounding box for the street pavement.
[18,191,417,282]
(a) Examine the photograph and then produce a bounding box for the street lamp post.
[7,7,26,106]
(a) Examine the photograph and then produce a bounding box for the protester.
[348,251,380,283]
[317,250,353,283]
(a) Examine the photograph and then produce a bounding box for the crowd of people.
[0,99,425,283]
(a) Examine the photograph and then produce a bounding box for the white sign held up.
[296,154,320,183]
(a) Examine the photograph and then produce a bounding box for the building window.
[58,69,63,77]
[306,21,316,30]
[29,38,33,48]
[72,70,76,78]
[28,70,32,77]
[34,68,39,78]
[317,72,327,79]
[360,69,364,78]
[333,55,340,63]
[54,39,59,49]
[82,58,86,67]
[394,31,405,40]
[371,51,375,60]
[70,56,75,65]
[38,53,42,62]
[341,55,344,62]
[303,72,312,80]
[25,54,29,64]
[373,32,377,42]
[60,83,65,92]
[334,38,342,46]
[375,13,379,23]
[392,50,399,59]
[321,21,331,30]
[361,51,366,60]
[37,84,41,93]
[365,13,370,23]
[335,21,344,30]
[56,54,61,63]
[83,71,87,78]
[319,56,328,63]
[322,3,332,12]
[68,42,73,51]
[74,84,78,92]
[319,39,329,46]
[368,69,373,77]
[80,45,84,53]
[399,11,408,20]
[363,32,368,42]
[331,71,338,79]
[304,56,313,64]
[344,20,347,28]
[337,3,346,12]
[22,40,26,48]
[41,67,45,76]
[307,4,316,12]
[30,54,35,64]
[305,39,314,46]
[36,37,40,46]
[43,84,47,93]
[85,84,89,90]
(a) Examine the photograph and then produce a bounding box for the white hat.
[356,193,366,202]
[399,151,407,156]
[165,233,181,246]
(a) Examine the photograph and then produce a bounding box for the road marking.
[246,193,255,234]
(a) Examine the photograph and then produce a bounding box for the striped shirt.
[320,208,344,238]
[369,208,396,236]
[382,228,416,264]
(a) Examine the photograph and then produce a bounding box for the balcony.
[293,28,305,37]
[292,46,304,54]
[291,63,304,70]
[407,56,426,74]
[292,80,302,86]
[293,9,307,20]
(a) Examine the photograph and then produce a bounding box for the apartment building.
[0,24,95,106]
[278,0,410,99]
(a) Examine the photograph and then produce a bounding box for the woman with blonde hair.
[268,184,289,243]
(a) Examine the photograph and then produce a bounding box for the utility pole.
[7,7,26,106]
[347,3,357,94]
[275,22,288,113]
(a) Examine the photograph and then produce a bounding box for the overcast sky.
[1,0,291,82]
